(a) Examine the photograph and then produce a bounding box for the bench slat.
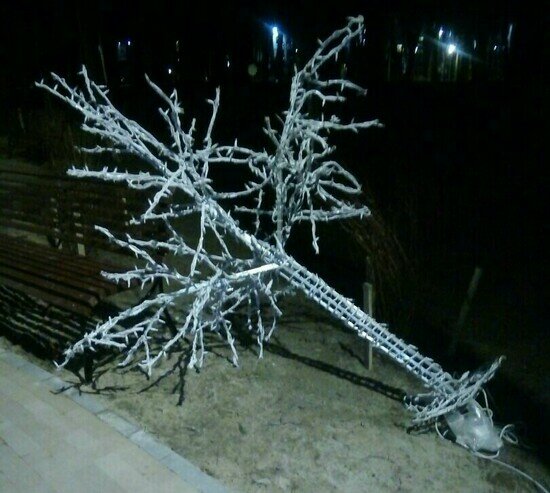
[0,219,62,239]
[0,242,117,297]
[0,234,126,278]
[0,264,99,305]
[0,271,96,316]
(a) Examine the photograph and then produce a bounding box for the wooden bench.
[0,161,166,366]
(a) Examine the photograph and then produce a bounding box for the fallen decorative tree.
[37,16,504,445]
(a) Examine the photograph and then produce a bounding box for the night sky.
[0,1,544,83]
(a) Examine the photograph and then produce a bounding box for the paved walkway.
[0,347,230,493]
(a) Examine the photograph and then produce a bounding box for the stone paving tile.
[129,429,174,461]
[0,350,227,493]
[41,375,71,393]
[0,351,27,368]
[95,449,197,493]
[18,360,53,381]
[161,452,231,493]
[63,386,108,414]
[97,410,140,437]
[0,443,56,493]
[64,425,110,455]
[0,419,42,457]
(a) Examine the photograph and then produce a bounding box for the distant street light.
[272,25,280,57]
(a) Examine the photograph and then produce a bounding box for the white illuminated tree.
[38,16,503,426]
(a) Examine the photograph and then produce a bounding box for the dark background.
[0,1,545,270]
[0,0,548,460]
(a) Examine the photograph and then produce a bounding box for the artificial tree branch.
[38,16,503,427]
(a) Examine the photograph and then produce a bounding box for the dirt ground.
[1,287,548,493]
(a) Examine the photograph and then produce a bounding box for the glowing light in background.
[447,43,457,55]
[272,25,279,57]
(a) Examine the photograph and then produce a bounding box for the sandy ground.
[1,287,548,493]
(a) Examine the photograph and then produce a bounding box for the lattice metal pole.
[257,245,503,424]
